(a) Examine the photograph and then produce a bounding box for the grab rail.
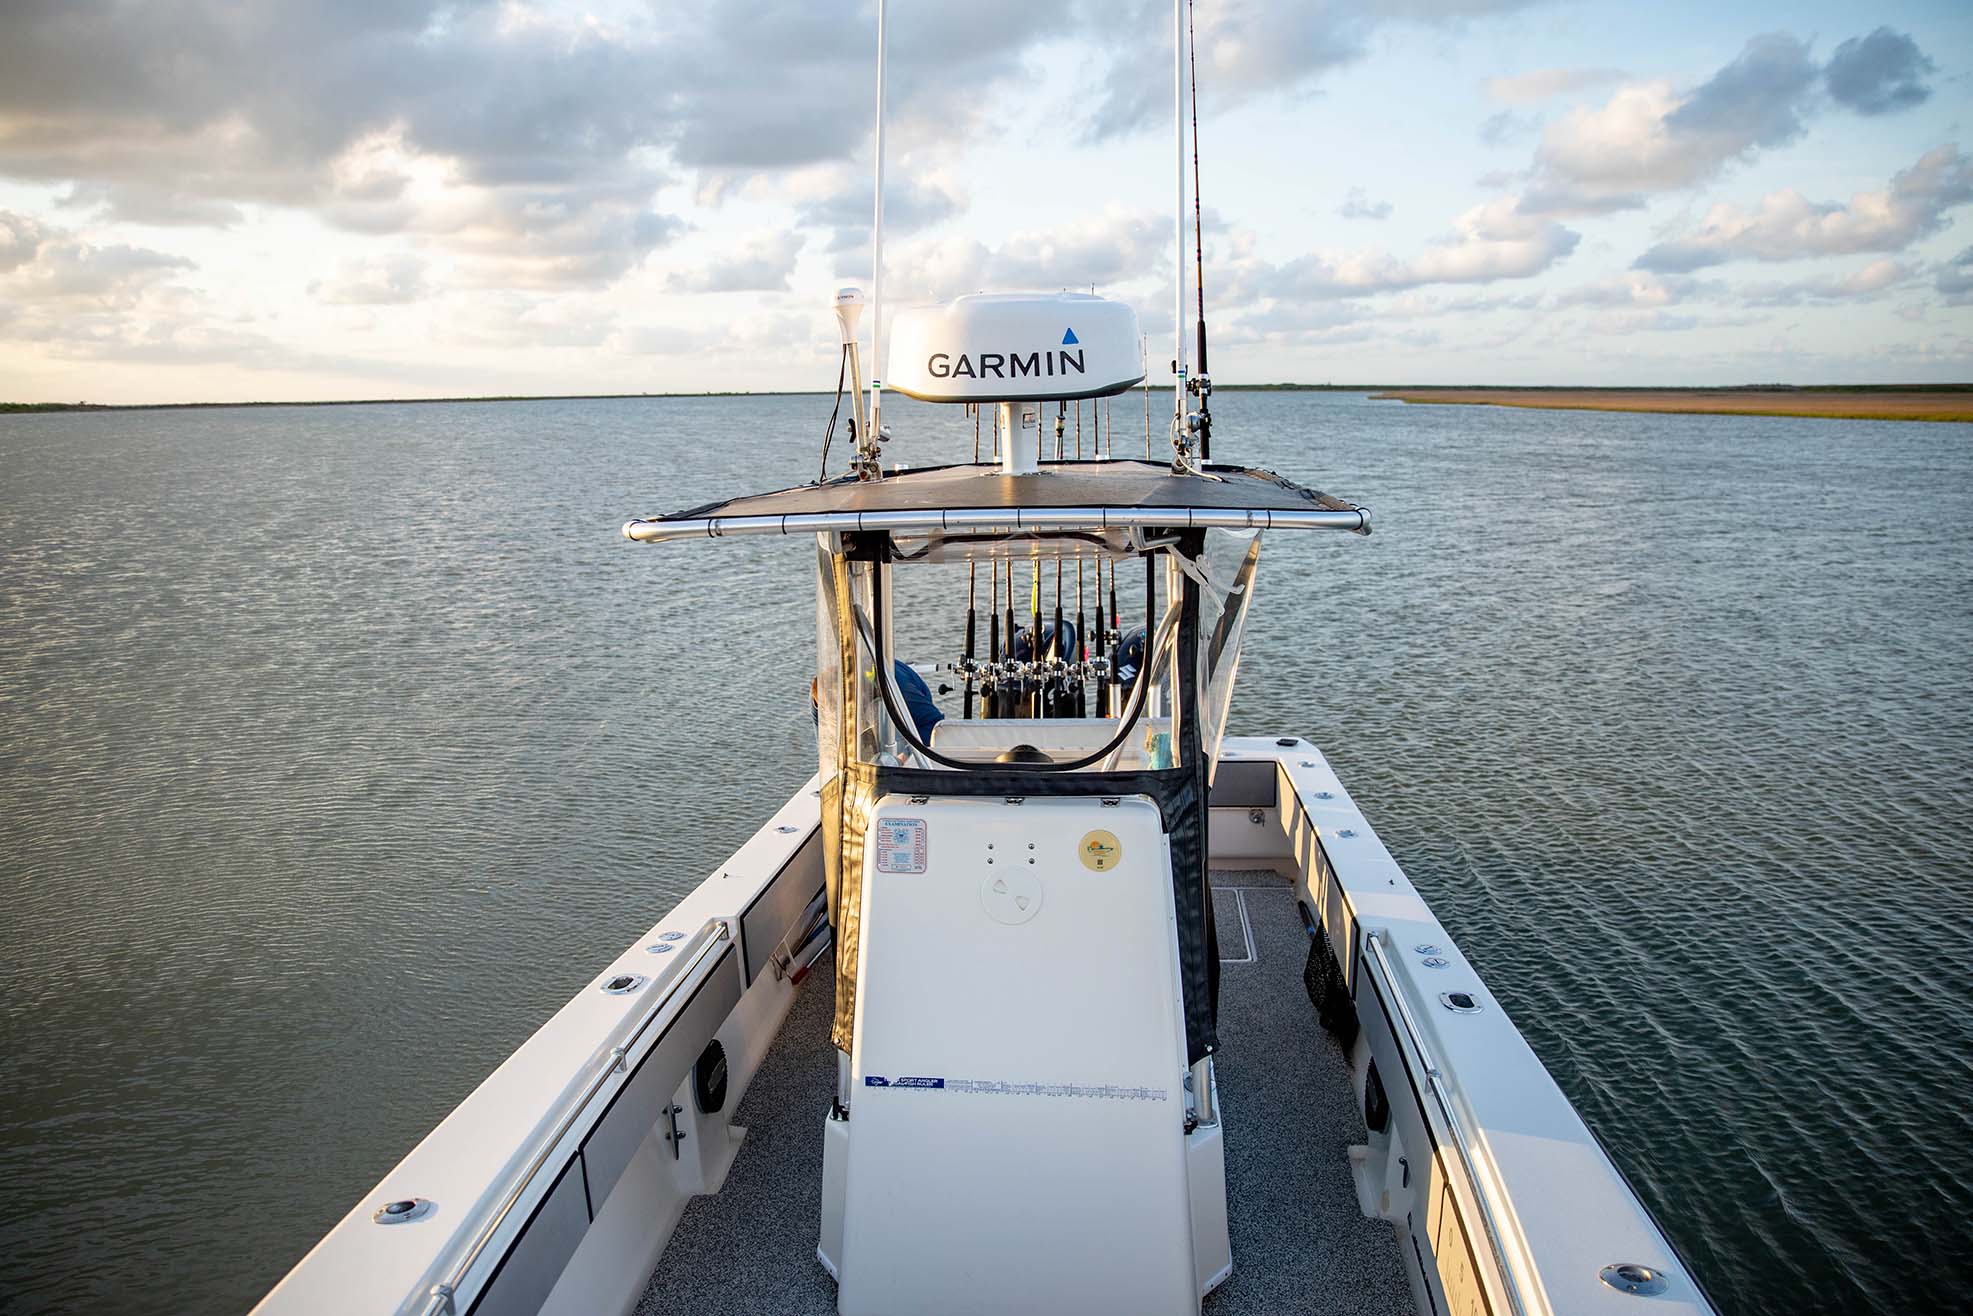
[623,504,1371,543]
[1364,929,1548,1316]
[408,919,732,1316]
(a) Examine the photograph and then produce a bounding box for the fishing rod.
[1093,559,1107,717]
[1050,402,1065,719]
[1144,551,1156,713]
[1003,539,1017,721]
[1170,0,1186,459]
[963,572,978,720]
[866,0,887,474]
[963,403,980,719]
[987,406,1003,717]
[1074,401,1087,719]
[1107,537,1121,715]
[988,558,1001,719]
[1029,548,1042,719]
[1187,0,1212,460]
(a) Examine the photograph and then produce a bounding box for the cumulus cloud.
[1585,310,1704,335]
[1937,247,1973,306]
[1662,32,1819,153]
[1336,188,1393,221]
[0,211,49,273]
[1082,0,1536,139]
[1635,145,1973,272]
[0,4,662,202]
[662,0,1085,169]
[452,191,686,290]
[986,211,1171,289]
[1825,28,1935,116]
[793,168,963,256]
[616,310,818,357]
[1553,271,1715,309]
[0,211,323,370]
[57,182,245,228]
[1527,34,1817,213]
[311,253,429,305]
[0,0,1134,294]
[0,212,194,307]
[0,2,711,289]
[444,295,616,350]
[1483,67,1625,105]
[873,208,1178,306]
[1738,259,1917,306]
[1523,29,1937,215]
[665,230,806,292]
[1265,198,1578,298]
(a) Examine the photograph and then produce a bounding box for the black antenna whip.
[1187,0,1212,459]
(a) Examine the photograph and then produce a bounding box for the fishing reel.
[943,653,1114,718]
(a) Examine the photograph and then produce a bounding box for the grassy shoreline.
[1368,387,1973,423]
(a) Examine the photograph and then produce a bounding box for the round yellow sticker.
[1079,829,1123,872]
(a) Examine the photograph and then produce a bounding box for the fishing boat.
[255,6,1715,1315]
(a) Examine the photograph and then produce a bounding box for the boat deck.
[638,870,1411,1315]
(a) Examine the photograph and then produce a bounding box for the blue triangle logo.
[1062,327,1079,345]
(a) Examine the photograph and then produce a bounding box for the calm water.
[2,393,1969,1315]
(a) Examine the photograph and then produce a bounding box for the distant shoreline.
[0,390,828,415]
[4,382,1970,418]
[1369,386,1973,423]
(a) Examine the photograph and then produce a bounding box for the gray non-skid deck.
[640,870,1410,1315]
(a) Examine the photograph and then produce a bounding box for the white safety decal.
[874,817,928,874]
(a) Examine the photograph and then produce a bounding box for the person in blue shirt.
[812,662,946,743]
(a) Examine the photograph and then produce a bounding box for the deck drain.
[1599,1264,1668,1296]
[373,1198,435,1225]
[601,973,647,995]
[1439,991,1482,1014]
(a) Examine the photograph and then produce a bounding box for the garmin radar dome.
[886,292,1143,405]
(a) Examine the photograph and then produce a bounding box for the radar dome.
[886,292,1143,404]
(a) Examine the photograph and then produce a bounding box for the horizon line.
[6,381,1972,415]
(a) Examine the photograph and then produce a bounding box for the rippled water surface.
[2,393,1970,1315]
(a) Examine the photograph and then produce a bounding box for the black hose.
[818,344,849,482]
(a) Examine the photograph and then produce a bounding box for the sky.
[1,0,1969,404]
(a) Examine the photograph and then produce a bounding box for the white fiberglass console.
[822,793,1224,1315]
[885,292,1144,404]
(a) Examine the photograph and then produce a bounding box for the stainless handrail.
[623,504,1371,543]
[1364,929,1547,1316]
[408,919,731,1316]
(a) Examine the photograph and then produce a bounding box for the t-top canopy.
[622,460,1371,543]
